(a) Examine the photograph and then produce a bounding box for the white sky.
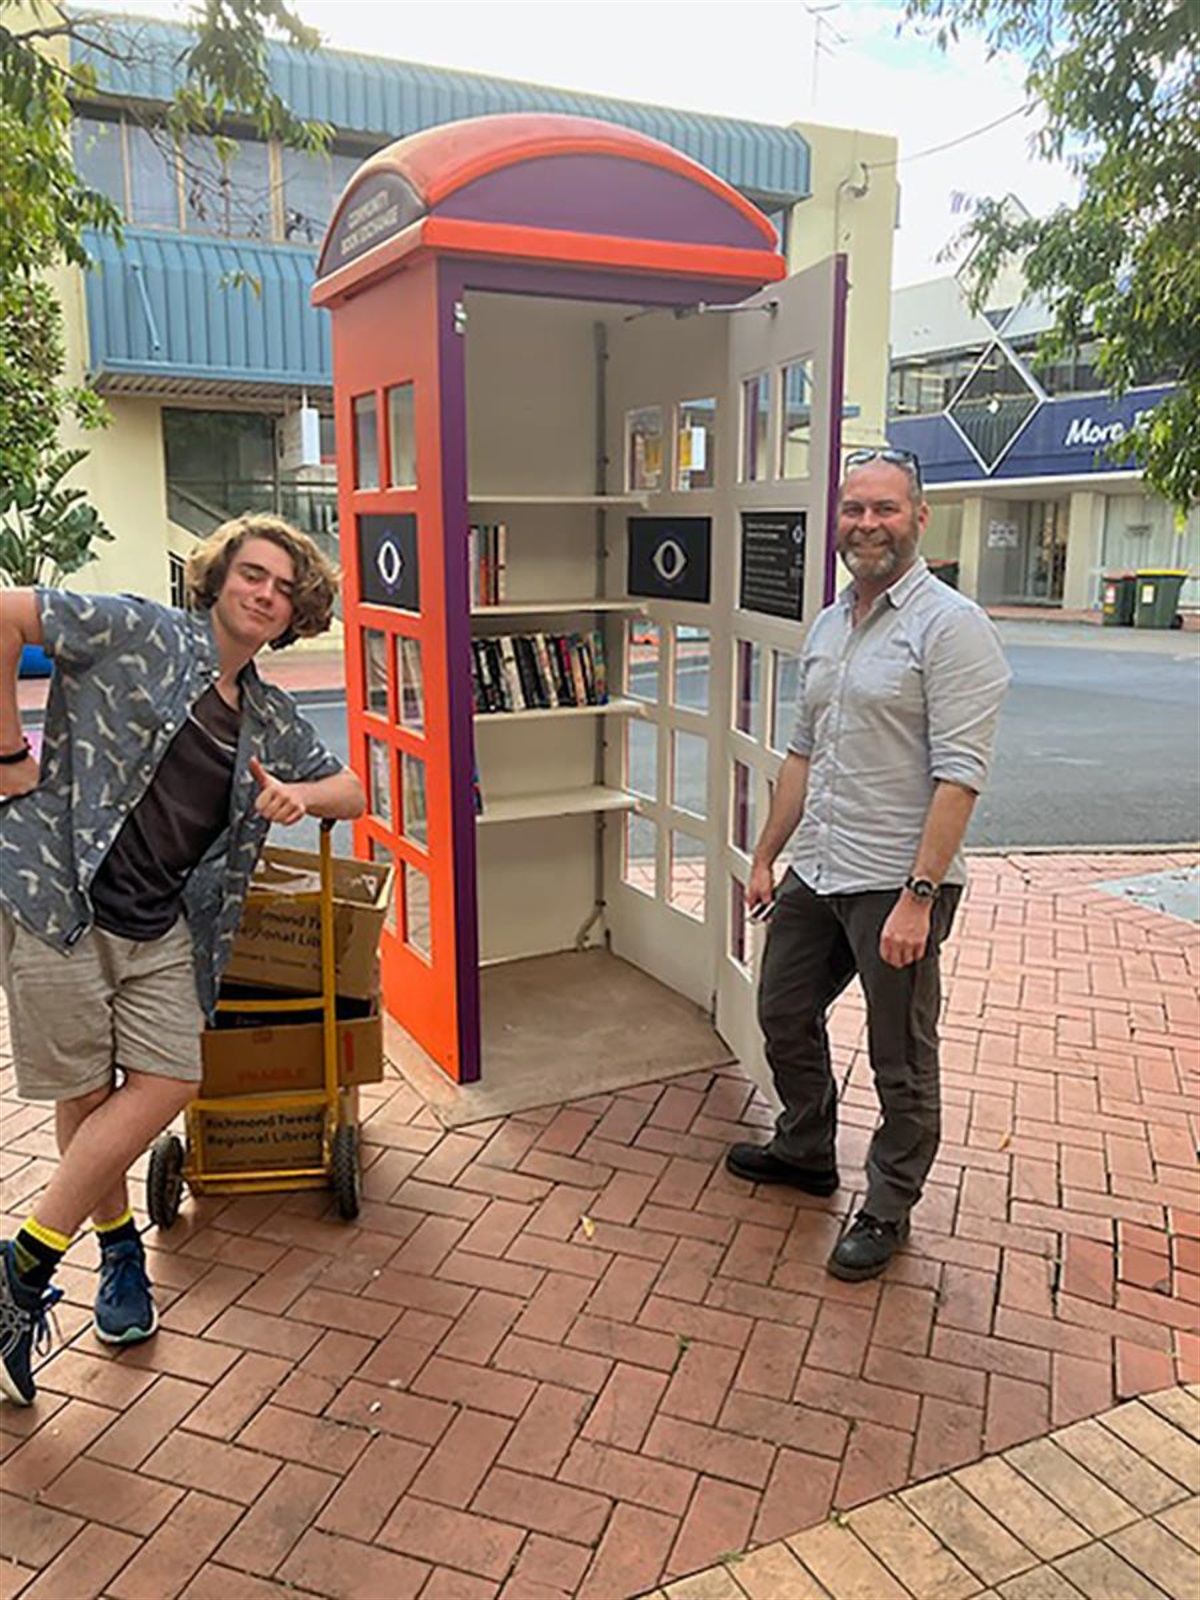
[84,0,1078,285]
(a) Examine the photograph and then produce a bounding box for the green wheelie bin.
[1133,570,1187,629]
[1101,571,1136,626]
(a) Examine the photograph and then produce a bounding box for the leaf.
[579,1215,596,1240]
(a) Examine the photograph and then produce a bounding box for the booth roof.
[313,112,788,298]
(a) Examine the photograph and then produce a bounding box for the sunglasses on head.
[844,447,923,490]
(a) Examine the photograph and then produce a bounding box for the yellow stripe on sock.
[23,1216,73,1253]
[94,1209,135,1235]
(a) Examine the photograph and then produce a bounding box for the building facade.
[889,272,1198,613]
[38,9,898,614]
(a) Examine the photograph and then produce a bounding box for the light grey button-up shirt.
[0,590,342,1020]
[788,558,1010,894]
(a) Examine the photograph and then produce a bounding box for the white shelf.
[473,697,640,724]
[468,493,649,508]
[478,786,637,825]
[471,599,646,618]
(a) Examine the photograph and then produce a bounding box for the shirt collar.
[843,556,930,616]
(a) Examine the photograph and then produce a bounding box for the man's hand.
[249,756,307,826]
[746,859,775,914]
[0,752,40,801]
[879,891,932,968]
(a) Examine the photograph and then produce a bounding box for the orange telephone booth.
[313,114,845,1087]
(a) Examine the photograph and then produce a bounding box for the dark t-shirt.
[90,686,242,940]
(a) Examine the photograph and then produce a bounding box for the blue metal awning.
[69,14,810,203]
[84,228,330,394]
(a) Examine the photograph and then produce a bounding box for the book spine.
[568,632,588,705]
[590,628,608,703]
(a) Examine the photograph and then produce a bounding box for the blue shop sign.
[890,386,1173,484]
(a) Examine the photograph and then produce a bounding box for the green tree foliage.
[0,0,328,582]
[904,0,1200,511]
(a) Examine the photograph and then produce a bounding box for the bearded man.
[726,449,1010,1280]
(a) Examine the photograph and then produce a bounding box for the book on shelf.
[468,522,507,607]
[470,631,610,714]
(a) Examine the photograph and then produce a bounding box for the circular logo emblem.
[376,538,405,592]
[652,538,688,585]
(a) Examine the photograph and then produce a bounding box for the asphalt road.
[290,622,1198,854]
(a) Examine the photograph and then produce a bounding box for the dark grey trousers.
[757,872,962,1222]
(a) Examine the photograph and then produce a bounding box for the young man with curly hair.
[0,515,365,1405]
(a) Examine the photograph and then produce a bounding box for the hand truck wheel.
[146,1132,185,1229]
[331,1123,361,1220]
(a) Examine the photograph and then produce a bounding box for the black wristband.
[0,741,32,766]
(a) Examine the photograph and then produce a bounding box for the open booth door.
[334,259,477,1083]
[714,255,848,1099]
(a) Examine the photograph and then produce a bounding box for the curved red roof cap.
[354,112,779,248]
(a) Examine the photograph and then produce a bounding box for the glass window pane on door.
[366,737,393,827]
[731,760,757,854]
[770,650,802,753]
[676,398,716,491]
[626,406,664,493]
[673,626,710,713]
[402,752,428,848]
[730,876,751,971]
[364,629,389,718]
[626,720,658,801]
[668,831,706,922]
[623,814,657,899]
[403,862,431,960]
[353,394,380,490]
[780,360,813,479]
[734,639,763,738]
[368,837,398,933]
[671,730,708,819]
[741,373,771,482]
[397,636,425,733]
[627,620,660,702]
[387,383,417,487]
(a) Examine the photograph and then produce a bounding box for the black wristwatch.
[904,875,940,901]
[0,741,31,766]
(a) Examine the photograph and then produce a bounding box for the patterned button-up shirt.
[0,590,342,1020]
[788,558,1010,894]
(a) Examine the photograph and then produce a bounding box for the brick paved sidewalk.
[1,852,1197,1599]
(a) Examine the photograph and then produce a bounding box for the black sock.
[11,1219,70,1295]
[95,1210,140,1253]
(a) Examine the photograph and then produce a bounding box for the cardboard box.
[225,846,392,1000]
[193,1100,326,1173]
[200,1002,383,1098]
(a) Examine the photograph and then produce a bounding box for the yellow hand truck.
[146,819,362,1226]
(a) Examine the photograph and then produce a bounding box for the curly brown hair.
[186,514,340,650]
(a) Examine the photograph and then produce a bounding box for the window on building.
[168,552,190,610]
[888,348,987,417]
[164,409,277,526]
[182,134,272,239]
[281,148,362,244]
[73,115,125,210]
[126,121,181,229]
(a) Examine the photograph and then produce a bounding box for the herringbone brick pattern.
[1,852,1197,1599]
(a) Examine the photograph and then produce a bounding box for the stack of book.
[469,523,507,607]
[471,631,608,713]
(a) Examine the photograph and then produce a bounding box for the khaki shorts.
[0,912,204,1102]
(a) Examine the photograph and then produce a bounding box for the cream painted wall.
[788,122,899,457]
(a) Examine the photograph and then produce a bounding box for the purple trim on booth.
[437,156,771,252]
[823,254,849,606]
[436,266,483,1084]
[436,254,776,1081]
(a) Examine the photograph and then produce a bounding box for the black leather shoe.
[725,1144,839,1195]
[827,1211,910,1281]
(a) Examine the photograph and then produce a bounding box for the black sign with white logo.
[358,514,420,612]
[317,172,425,277]
[627,517,711,604]
[739,511,806,620]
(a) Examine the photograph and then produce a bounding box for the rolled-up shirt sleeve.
[279,703,344,784]
[924,610,1010,792]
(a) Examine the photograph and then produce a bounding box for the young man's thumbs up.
[248,756,307,826]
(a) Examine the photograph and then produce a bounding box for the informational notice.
[739,511,806,620]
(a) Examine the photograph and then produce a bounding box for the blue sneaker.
[0,1240,62,1406]
[94,1237,158,1346]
